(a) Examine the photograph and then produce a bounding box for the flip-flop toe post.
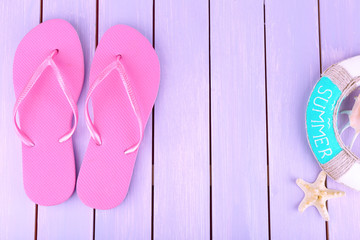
[13,19,84,205]
[77,25,160,209]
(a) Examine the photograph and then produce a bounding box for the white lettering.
[317,86,332,99]
[314,137,329,147]
[319,148,332,159]
[311,124,326,138]
[313,97,328,109]
[311,109,325,123]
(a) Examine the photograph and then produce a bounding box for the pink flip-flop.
[13,19,84,205]
[77,25,160,209]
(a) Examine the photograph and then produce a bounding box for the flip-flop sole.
[77,25,160,209]
[13,19,84,205]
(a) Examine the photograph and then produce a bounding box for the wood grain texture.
[95,0,153,239]
[154,0,210,239]
[320,1,360,239]
[37,1,96,239]
[266,0,327,238]
[0,0,39,239]
[210,0,268,239]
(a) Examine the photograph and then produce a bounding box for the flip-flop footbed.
[13,19,84,205]
[77,25,160,209]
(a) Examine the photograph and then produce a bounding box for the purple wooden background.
[2,0,360,239]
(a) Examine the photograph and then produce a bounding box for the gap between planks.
[93,0,99,239]
[316,0,329,239]
[263,1,272,240]
[34,0,44,239]
[151,1,156,240]
[208,0,213,239]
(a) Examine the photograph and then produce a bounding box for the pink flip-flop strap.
[13,49,79,147]
[85,55,143,154]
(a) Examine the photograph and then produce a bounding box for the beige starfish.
[296,171,345,221]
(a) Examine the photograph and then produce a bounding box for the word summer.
[309,86,334,159]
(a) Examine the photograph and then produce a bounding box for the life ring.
[306,56,360,190]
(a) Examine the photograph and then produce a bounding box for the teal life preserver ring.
[306,56,360,190]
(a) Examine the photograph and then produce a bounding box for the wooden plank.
[266,0,327,238]
[210,0,268,239]
[0,0,39,239]
[37,1,96,239]
[320,1,360,239]
[94,0,153,239]
[154,0,210,239]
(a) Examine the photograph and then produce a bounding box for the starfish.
[296,171,345,221]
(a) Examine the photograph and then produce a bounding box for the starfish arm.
[298,198,312,212]
[314,171,327,187]
[296,178,310,192]
[314,199,330,221]
[323,189,345,200]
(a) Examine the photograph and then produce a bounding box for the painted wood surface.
[5,0,360,239]
[210,0,268,239]
[320,1,360,239]
[154,0,210,238]
[266,0,327,239]
[0,0,39,239]
[36,0,96,239]
[95,0,153,239]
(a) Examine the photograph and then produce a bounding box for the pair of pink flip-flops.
[13,19,160,209]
